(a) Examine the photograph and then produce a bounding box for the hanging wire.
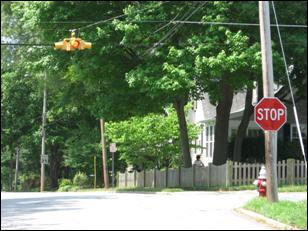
[143,1,207,57]
[271,1,307,169]
[76,1,171,31]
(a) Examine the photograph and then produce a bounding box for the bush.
[58,178,72,188]
[58,185,79,192]
[19,173,40,192]
[73,172,89,188]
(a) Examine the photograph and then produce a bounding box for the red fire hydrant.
[253,165,267,197]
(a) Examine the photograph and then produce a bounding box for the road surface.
[1,190,306,230]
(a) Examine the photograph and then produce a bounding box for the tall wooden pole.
[259,1,278,202]
[40,72,47,192]
[100,119,109,189]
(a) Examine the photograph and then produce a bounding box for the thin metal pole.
[40,72,47,192]
[259,1,278,202]
[112,152,115,188]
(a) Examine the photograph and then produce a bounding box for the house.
[188,85,307,166]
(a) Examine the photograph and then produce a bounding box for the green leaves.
[106,107,199,169]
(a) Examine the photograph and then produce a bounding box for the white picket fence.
[118,159,307,188]
[231,159,307,186]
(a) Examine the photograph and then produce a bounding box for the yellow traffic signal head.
[70,38,81,49]
[54,34,91,51]
[79,40,92,50]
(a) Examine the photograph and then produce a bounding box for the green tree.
[106,106,200,170]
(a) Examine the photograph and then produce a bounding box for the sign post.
[109,143,117,188]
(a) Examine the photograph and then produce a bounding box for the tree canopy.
[1,1,306,190]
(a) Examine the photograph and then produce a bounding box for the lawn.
[244,197,307,230]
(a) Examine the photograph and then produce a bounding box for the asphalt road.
[1,190,306,230]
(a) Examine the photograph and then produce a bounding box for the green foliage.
[19,173,40,192]
[58,178,72,188]
[73,172,89,188]
[58,185,79,192]
[244,198,307,229]
[228,136,306,162]
[1,1,306,190]
[106,106,200,169]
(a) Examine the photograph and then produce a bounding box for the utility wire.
[271,1,307,168]
[37,20,307,28]
[1,43,53,46]
[144,1,207,56]
[76,1,171,31]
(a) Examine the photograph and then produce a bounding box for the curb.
[234,208,301,230]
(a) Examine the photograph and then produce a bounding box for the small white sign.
[41,154,48,164]
[109,143,117,153]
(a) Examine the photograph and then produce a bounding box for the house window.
[290,124,307,141]
[204,124,215,158]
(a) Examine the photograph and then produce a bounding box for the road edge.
[234,207,301,230]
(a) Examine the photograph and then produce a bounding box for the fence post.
[287,158,295,185]
[143,170,146,188]
[179,166,182,187]
[208,163,212,187]
[154,168,157,188]
[134,170,137,187]
[193,165,196,188]
[125,171,127,188]
[225,160,233,187]
[166,167,169,188]
[117,172,119,188]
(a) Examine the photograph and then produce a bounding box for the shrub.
[58,178,72,188]
[73,172,89,188]
[19,173,40,191]
[58,185,79,192]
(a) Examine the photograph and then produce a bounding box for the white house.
[188,85,307,166]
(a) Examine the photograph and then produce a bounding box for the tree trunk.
[233,87,254,162]
[212,80,234,165]
[173,97,192,168]
[50,146,62,189]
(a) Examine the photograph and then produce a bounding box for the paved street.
[1,191,306,230]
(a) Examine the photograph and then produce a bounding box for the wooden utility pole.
[40,72,47,192]
[259,1,279,202]
[100,119,109,188]
[14,147,20,191]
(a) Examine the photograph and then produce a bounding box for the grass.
[278,184,307,192]
[244,197,307,230]
[114,184,307,193]
[115,187,184,193]
[55,184,307,193]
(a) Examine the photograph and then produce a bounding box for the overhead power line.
[76,1,171,31]
[37,19,307,28]
[271,1,307,169]
[1,43,53,46]
[144,1,208,56]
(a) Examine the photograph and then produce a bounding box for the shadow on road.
[1,194,117,218]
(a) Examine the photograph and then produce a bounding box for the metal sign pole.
[112,152,115,188]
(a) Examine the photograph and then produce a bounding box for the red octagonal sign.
[254,97,287,131]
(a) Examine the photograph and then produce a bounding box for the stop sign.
[254,97,287,131]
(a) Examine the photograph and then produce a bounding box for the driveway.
[1,190,306,230]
